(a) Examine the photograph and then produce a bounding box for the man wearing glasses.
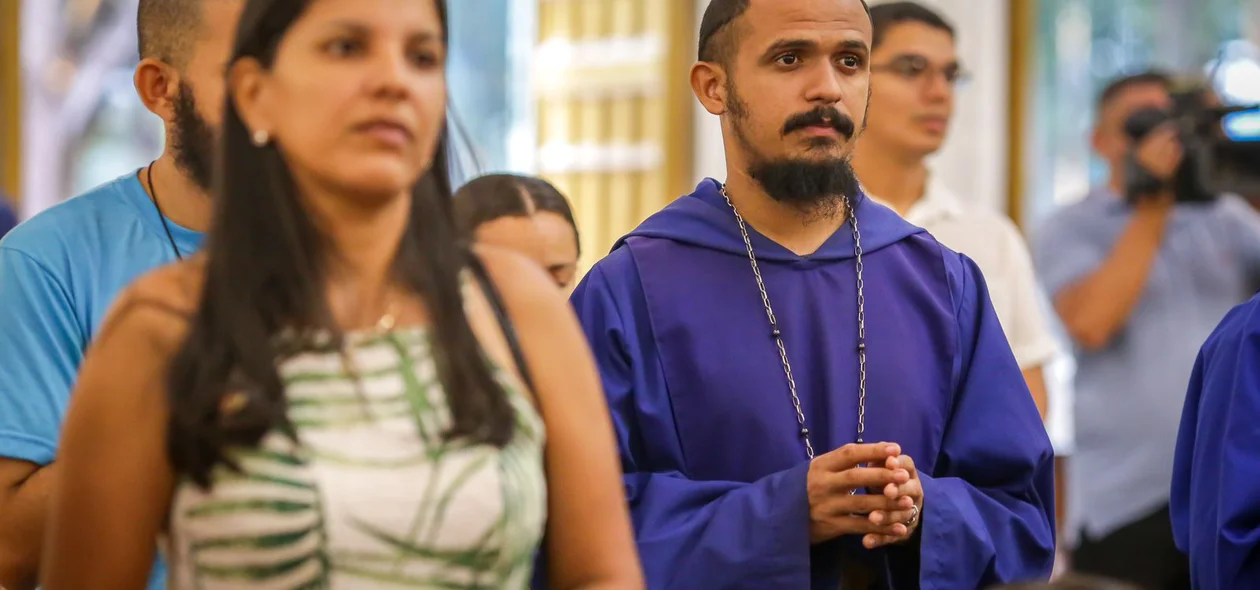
[853,6,1067,574]
[853,1,1058,421]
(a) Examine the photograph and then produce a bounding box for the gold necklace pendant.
[220,390,249,416]
[375,300,398,333]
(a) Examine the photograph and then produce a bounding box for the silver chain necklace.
[720,185,869,461]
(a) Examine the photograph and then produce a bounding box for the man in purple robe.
[566,0,1056,587]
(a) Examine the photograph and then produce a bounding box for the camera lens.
[1124,108,1173,140]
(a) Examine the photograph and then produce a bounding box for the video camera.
[1124,87,1260,204]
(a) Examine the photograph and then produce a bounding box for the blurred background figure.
[454,173,581,290]
[855,1,1058,421]
[0,0,241,587]
[1032,70,1260,589]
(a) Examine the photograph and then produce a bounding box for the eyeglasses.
[871,55,971,87]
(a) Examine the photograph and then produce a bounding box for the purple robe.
[568,179,1054,589]
[1171,294,1260,589]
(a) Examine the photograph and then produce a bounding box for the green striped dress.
[162,328,547,589]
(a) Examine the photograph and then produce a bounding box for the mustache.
[782,107,856,138]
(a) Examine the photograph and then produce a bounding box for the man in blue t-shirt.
[0,2,243,588]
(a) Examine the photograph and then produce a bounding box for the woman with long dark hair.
[41,0,642,587]
[454,174,581,290]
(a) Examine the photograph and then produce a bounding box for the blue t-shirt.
[0,170,203,589]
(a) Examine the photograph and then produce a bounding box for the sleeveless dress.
[162,328,547,589]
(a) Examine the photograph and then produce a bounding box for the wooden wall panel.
[534,0,694,272]
[1006,0,1034,229]
[1,0,20,199]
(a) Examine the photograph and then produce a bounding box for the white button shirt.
[869,181,1072,453]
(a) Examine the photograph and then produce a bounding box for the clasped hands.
[807,442,923,549]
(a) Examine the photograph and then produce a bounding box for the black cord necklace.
[146,163,185,261]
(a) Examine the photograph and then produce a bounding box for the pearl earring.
[252,129,270,146]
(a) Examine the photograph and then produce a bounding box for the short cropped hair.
[870,2,955,49]
[137,0,205,65]
[453,174,581,254]
[1097,71,1173,112]
[698,0,873,65]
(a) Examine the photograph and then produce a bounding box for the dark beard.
[727,81,863,221]
[171,82,216,191]
[746,157,861,221]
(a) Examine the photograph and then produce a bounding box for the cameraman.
[1033,71,1260,589]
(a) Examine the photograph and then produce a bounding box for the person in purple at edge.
[0,194,15,239]
[557,0,1055,588]
[1170,292,1260,589]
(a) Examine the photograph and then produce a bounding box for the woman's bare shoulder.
[472,244,568,316]
[467,245,581,389]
